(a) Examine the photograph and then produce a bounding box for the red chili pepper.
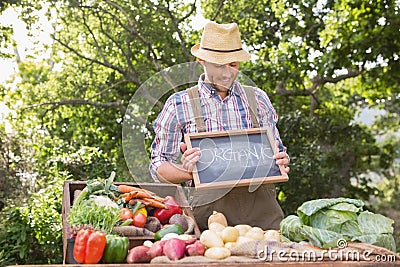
[153,195,183,224]
[73,229,107,264]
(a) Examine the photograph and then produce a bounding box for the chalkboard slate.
[184,128,289,189]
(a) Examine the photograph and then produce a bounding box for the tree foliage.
[200,0,399,202]
[0,0,399,263]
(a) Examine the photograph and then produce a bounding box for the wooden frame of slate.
[184,127,289,189]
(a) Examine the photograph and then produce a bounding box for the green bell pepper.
[102,234,129,263]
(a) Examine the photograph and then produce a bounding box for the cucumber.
[154,224,184,241]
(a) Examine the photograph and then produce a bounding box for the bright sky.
[0,6,53,131]
[0,5,54,84]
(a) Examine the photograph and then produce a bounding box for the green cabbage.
[280,198,396,252]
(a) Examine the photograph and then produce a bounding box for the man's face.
[201,61,240,93]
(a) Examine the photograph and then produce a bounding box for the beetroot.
[162,238,186,260]
[169,214,188,232]
[185,240,206,256]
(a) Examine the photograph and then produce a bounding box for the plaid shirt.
[149,74,285,181]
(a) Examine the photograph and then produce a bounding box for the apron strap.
[243,86,260,128]
[187,85,259,131]
[187,85,206,133]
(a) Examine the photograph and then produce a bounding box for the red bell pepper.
[153,195,183,224]
[73,229,107,264]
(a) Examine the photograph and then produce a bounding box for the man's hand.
[273,142,290,174]
[180,142,201,173]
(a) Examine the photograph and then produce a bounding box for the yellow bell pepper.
[135,207,147,216]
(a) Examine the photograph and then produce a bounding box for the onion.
[207,211,228,228]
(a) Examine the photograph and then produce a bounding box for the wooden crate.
[62,181,201,264]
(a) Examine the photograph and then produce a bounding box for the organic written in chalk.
[200,145,274,166]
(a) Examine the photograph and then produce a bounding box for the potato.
[204,247,231,260]
[234,224,252,236]
[200,230,224,248]
[185,240,206,256]
[245,227,264,240]
[208,222,226,233]
[163,238,186,260]
[224,242,236,249]
[264,230,282,242]
[126,245,151,263]
[147,240,165,259]
[220,226,239,243]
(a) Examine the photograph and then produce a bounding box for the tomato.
[132,212,147,228]
[119,208,133,221]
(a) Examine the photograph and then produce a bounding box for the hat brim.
[191,44,251,65]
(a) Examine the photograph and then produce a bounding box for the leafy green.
[74,172,119,205]
[67,198,120,235]
[280,198,396,252]
[357,211,394,235]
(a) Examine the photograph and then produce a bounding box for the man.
[150,21,290,230]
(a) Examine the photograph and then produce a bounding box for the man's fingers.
[181,147,200,172]
[182,147,200,158]
[183,155,200,172]
[275,158,290,166]
[274,151,290,167]
[283,166,290,174]
[184,150,200,161]
[180,142,187,153]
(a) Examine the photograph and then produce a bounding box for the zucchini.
[154,224,184,241]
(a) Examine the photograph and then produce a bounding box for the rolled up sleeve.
[149,96,182,182]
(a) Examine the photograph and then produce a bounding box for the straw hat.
[191,21,251,65]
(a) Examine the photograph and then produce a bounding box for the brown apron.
[186,85,284,231]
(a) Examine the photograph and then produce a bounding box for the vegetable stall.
[61,173,399,265]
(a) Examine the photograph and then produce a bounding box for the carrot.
[117,185,155,195]
[140,197,167,209]
[150,195,165,203]
[122,191,156,202]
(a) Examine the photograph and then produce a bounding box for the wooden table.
[13,262,399,267]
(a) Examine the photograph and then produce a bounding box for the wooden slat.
[15,261,394,267]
